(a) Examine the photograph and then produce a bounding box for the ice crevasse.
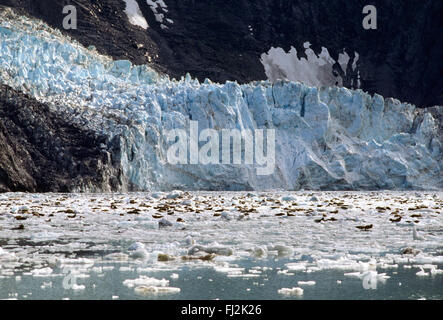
[0,9,441,191]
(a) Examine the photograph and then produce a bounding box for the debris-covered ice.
[0,191,441,299]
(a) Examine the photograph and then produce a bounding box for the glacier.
[0,8,441,191]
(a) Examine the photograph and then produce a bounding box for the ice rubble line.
[0,9,441,191]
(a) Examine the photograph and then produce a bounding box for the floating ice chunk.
[251,246,268,258]
[119,266,133,272]
[0,247,16,262]
[248,269,262,274]
[213,266,245,275]
[286,262,307,272]
[410,255,443,264]
[227,274,260,278]
[103,253,129,261]
[165,190,182,199]
[316,258,365,271]
[421,264,437,270]
[128,242,146,251]
[430,267,443,275]
[170,273,179,279]
[379,264,398,269]
[57,258,94,266]
[18,205,29,212]
[413,226,426,241]
[134,285,180,295]
[188,245,234,256]
[151,192,164,199]
[91,267,103,273]
[181,200,193,206]
[102,266,115,271]
[130,248,150,260]
[278,287,304,296]
[30,231,61,242]
[246,193,257,197]
[221,212,233,221]
[344,272,362,278]
[116,221,137,228]
[123,276,169,288]
[185,236,195,246]
[31,267,53,277]
[270,245,294,257]
[281,196,296,202]
[139,221,158,229]
[71,284,86,291]
[277,270,291,275]
[376,273,390,282]
[159,218,173,228]
[298,281,316,286]
[416,267,429,277]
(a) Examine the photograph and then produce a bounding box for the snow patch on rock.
[123,0,149,29]
[261,42,360,88]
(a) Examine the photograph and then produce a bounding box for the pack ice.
[0,9,441,191]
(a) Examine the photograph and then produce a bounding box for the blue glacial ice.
[0,8,441,191]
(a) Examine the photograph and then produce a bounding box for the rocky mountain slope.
[0,84,124,192]
[1,0,442,108]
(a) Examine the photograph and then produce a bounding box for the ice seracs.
[0,8,441,192]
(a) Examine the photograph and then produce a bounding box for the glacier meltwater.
[0,8,441,191]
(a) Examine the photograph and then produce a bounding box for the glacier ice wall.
[0,8,441,191]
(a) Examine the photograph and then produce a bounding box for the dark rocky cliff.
[0,84,123,192]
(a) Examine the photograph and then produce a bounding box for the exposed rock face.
[0,0,441,107]
[0,84,123,192]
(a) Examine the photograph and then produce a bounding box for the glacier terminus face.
[0,8,441,192]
